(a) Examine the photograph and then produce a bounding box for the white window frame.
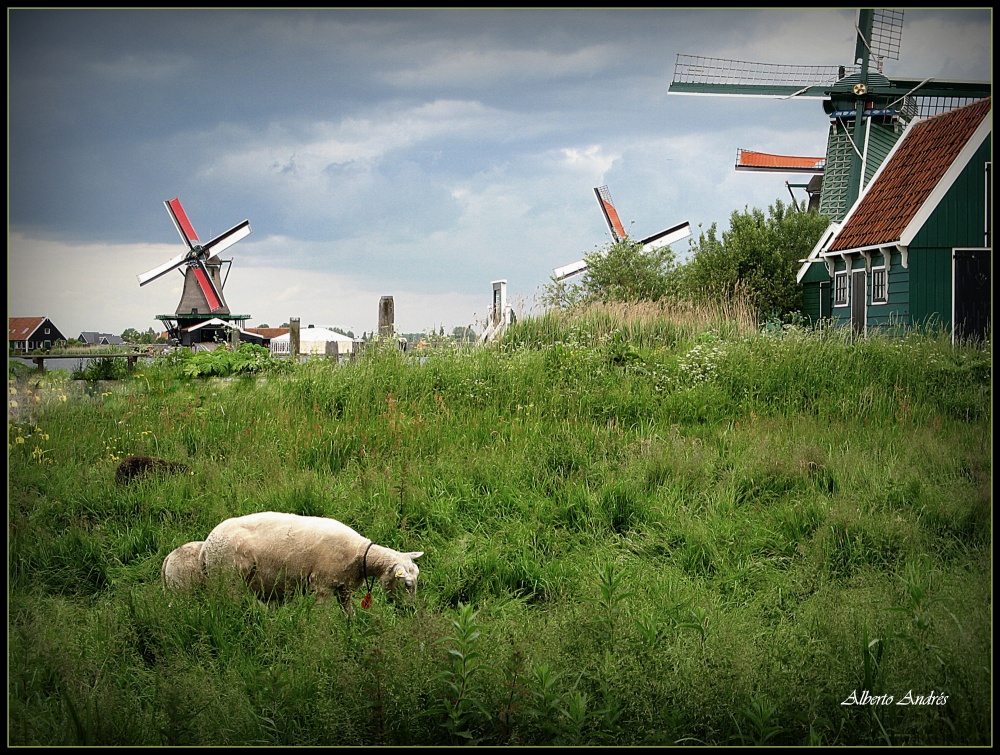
[833,270,849,307]
[871,266,888,305]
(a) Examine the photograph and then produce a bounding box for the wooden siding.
[819,125,852,221]
[867,251,910,331]
[906,139,990,332]
[911,140,990,250]
[798,263,832,324]
[864,122,904,186]
[908,249,953,330]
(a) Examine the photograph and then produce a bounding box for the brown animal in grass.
[115,455,191,485]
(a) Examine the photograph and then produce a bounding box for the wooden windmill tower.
[137,197,252,346]
[553,185,691,281]
[669,9,990,222]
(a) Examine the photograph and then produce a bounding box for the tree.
[121,328,140,343]
[542,238,680,308]
[451,326,477,344]
[676,199,830,320]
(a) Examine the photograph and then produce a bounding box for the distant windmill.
[669,9,990,221]
[553,185,691,281]
[138,198,252,345]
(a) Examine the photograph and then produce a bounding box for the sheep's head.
[381,551,423,603]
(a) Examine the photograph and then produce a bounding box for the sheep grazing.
[116,455,191,485]
[161,541,206,592]
[200,511,423,611]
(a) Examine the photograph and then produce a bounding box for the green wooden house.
[796,97,991,342]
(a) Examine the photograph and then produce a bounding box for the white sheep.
[199,511,423,610]
[161,540,206,591]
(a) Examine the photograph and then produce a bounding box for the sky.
[8,8,992,339]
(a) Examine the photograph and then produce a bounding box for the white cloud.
[384,43,619,88]
[559,145,620,177]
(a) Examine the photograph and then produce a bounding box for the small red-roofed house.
[8,317,69,353]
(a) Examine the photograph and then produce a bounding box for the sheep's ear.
[406,551,424,560]
[394,567,405,578]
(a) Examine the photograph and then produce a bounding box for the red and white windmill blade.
[137,198,251,312]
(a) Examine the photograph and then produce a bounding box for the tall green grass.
[7,315,991,745]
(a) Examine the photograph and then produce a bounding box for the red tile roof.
[828,98,991,253]
[245,327,290,340]
[8,316,47,340]
[736,149,825,172]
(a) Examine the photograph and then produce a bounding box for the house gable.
[8,317,68,352]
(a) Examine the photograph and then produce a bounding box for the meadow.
[7,304,992,746]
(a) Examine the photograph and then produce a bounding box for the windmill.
[553,185,691,281]
[138,197,252,346]
[669,9,990,222]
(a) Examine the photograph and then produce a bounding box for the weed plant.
[7,314,991,746]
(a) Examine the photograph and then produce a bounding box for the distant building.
[8,317,68,353]
[269,326,359,359]
[244,327,290,348]
[78,331,124,347]
[155,321,288,349]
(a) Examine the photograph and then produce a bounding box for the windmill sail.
[638,220,692,252]
[735,149,826,211]
[165,196,200,246]
[735,149,825,173]
[595,185,628,240]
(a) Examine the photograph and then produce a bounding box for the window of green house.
[871,267,887,304]
[834,271,849,307]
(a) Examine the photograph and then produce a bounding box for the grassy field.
[7,306,992,746]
